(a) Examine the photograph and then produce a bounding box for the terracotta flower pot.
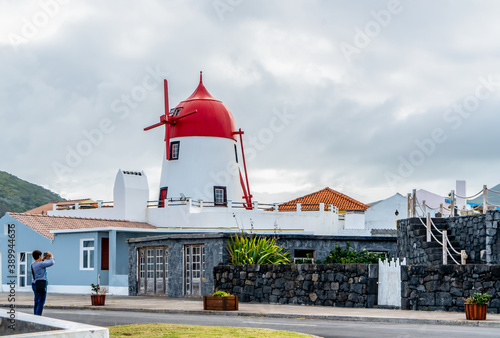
[203,296,238,311]
[91,294,106,306]
[465,303,487,320]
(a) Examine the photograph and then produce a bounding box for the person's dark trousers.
[32,284,47,316]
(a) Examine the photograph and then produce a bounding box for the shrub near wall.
[402,264,500,313]
[214,263,379,308]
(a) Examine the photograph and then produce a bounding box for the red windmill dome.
[170,72,237,141]
[144,72,252,207]
[145,72,237,159]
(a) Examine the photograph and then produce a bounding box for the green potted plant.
[463,292,492,320]
[203,291,238,311]
[90,283,108,306]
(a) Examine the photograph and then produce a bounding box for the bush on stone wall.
[227,232,291,265]
[317,243,389,264]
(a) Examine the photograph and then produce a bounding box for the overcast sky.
[2,0,500,205]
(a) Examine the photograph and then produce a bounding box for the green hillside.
[0,171,64,218]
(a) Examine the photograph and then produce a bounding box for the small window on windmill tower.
[169,107,182,117]
[214,186,227,206]
[170,141,180,160]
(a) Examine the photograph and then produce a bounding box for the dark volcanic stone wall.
[397,210,500,265]
[446,212,500,264]
[402,264,500,313]
[397,218,430,265]
[214,264,379,308]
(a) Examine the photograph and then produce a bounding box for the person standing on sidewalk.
[31,250,55,316]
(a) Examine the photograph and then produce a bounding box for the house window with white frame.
[18,251,33,287]
[81,239,95,270]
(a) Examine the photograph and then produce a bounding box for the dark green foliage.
[317,242,389,264]
[0,170,63,218]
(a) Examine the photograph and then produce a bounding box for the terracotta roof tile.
[8,213,156,240]
[279,187,369,211]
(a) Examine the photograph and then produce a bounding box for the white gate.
[378,257,406,307]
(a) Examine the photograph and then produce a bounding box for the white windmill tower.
[144,72,252,208]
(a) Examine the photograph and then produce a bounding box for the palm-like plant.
[228,232,291,265]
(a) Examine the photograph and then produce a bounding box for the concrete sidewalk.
[2,292,500,327]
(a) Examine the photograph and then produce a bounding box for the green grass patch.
[108,324,313,337]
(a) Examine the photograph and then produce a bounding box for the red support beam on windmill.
[233,128,253,209]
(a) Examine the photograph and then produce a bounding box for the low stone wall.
[214,263,379,308]
[402,264,500,313]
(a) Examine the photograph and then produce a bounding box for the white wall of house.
[415,189,447,216]
[344,211,365,230]
[365,193,408,229]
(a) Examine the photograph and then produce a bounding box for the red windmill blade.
[144,79,196,159]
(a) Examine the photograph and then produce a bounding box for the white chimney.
[456,180,466,210]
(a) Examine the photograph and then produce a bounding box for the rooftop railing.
[52,200,113,211]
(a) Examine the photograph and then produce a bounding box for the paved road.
[20,309,500,338]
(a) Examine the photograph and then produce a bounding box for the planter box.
[465,303,487,320]
[91,294,106,306]
[203,296,238,311]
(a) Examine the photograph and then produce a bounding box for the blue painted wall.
[52,231,101,286]
[0,212,170,292]
[0,214,53,290]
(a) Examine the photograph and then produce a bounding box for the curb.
[5,304,500,328]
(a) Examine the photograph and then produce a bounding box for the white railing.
[54,197,341,216]
[405,183,500,265]
[146,198,339,214]
[412,197,467,265]
[53,200,113,211]
[407,185,500,219]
